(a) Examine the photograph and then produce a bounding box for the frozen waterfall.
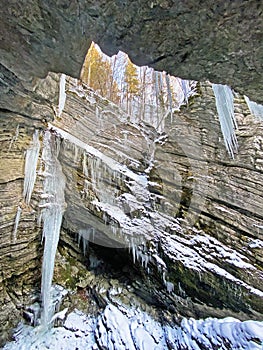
[40,130,66,328]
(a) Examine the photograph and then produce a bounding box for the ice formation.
[4,303,263,350]
[212,84,238,158]
[12,206,22,242]
[57,73,66,117]
[77,228,92,256]
[48,123,146,185]
[39,131,66,328]
[244,95,263,121]
[23,130,40,204]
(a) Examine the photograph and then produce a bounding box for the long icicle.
[23,130,40,204]
[165,73,173,122]
[212,84,238,158]
[12,206,22,243]
[57,73,66,118]
[40,130,66,328]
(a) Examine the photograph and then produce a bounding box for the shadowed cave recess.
[0,1,263,349]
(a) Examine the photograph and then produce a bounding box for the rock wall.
[54,76,263,318]
[0,73,262,346]
[0,1,262,103]
[0,2,262,346]
[0,73,59,344]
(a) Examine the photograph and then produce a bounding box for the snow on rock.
[96,305,137,350]
[162,234,263,297]
[189,234,256,270]
[48,123,147,186]
[4,304,263,350]
[170,317,263,350]
[248,239,263,249]
[64,309,96,337]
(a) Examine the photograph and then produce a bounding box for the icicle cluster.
[40,130,66,328]
[212,84,238,158]
[77,228,95,256]
[244,95,263,121]
[23,130,40,204]
[13,129,40,243]
[129,240,150,269]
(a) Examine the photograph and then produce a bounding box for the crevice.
[147,54,172,65]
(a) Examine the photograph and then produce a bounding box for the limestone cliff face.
[53,77,263,318]
[0,73,262,346]
[0,2,262,347]
[0,73,61,344]
[0,1,262,103]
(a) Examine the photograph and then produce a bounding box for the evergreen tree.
[124,58,140,113]
[124,58,140,95]
[81,42,119,103]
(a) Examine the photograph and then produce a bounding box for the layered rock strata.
[0,73,262,347]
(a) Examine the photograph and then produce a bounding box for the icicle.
[57,74,66,118]
[178,282,186,297]
[23,130,40,205]
[181,79,189,104]
[82,238,88,256]
[12,206,22,242]
[132,242,137,264]
[159,71,163,91]
[40,130,66,329]
[82,152,89,177]
[77,229,90,256]
[212,84,238,158]
[165,74,173,122]
[166,281,174,293]
[244,95,263,121]
[155,71,159,106]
